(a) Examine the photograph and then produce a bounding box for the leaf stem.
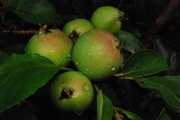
[94,84,100,93]
[114,74,134,80]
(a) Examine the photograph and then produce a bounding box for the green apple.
[49,71,94,115]
[62,18,94,42]
[72,29,124,80]
[25,29,73,68]
[91,6,124,33]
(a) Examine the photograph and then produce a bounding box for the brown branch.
[142,0,180,48]
[0,30,39,35]
[0,25,49,36]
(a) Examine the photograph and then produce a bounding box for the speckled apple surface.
[25,29,73,68]
[62,18,94,37]
[91,6,124,33]
[49,71,94,115]
[72,29,124,80]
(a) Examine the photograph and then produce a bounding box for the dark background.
[0,0,180,120]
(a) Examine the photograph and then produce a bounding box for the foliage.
[0,0,180,120]
[0,0,56,24]
[0,53,59,112]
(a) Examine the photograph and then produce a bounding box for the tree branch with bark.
[142,0,180,48]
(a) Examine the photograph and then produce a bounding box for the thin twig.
[0,30,39,35]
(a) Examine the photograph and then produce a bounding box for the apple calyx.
[59,88,74,100]
[118,11,128,22]
[113,39,124,51]
[113,39,121,49]
[69,30,79,42]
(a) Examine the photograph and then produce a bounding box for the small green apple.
[91,6,124,33]
[25,29,73,68]
[49,71,94,115]
[62,18,94,42]
[72,29,124,80]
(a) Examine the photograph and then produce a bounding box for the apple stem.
[38,24,49,34]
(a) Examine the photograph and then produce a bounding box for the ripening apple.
[91,6,124,33]
[72,29,124,80]
[62,18,94,42]
[25,29,73,68]
[49,71,94,115]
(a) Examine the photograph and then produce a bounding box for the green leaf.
[114,30,144,51]
[154,36,180,75]
[1,0,57,24]
[0,0,18,6]
[156,108,173,120]
[122,49,169,77]
[97,90,113,120]
[97,83,121,107]
[114,107,143,120]
[134,76,180,108]
[0,53,59,112]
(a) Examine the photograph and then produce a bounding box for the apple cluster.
[25,6,124,115]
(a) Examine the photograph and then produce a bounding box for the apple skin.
[91,6,124,33]
[62,18,94,41]
[72,29,124,80]
[25,29,73,68]
[49,71,94,115]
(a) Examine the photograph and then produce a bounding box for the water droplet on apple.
[50,49,54,53]
[91,46,95,49]
[111,66,115,71]
[83,85,89,90]
[67,54,71,57]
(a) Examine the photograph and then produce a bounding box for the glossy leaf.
[97,90,113,120]
[154,36,180,75]
[1,0,57,24]
[156,108,173,120]
[134,76,180,108]
[0,53,59,112]
[114,30,144,51]
[122,49,169,77]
